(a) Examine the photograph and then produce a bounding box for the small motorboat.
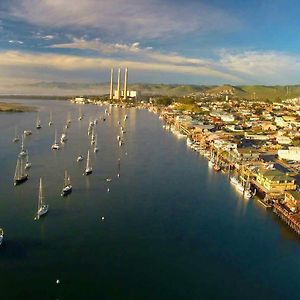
[77,155,83,162]
[0,228,4,246]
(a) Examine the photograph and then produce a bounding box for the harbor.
[1,99,300,299]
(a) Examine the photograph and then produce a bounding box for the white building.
[276,136,292,145]
[221,114,235,122]
[278,147,300,161]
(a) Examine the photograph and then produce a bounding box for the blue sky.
[1,0,300,91]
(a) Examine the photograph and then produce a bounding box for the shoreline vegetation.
[0,102,36,112]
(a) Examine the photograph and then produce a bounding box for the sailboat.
[78,107,83,121]
[61,170,72,196]
[94,134,99,152]
[60,127,68,143]
[77,154,83,162]
[19,135,27,157]
[25,152,31,169]
[67,112,72,124]
[91,129,96,145]
[51,130,60,150]
[48,111,53,126]
[84,150,92,175]
[35,178,48,220]
[14,156,28,185]
[13,126,20,143]
[36,113,41,129]
[0,228,3,246]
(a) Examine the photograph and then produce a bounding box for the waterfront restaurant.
[256,169,296,193]
[284,191,300,213]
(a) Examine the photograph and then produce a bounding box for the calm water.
[0,99,300,300]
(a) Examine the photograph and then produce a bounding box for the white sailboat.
[91,128,96,145]
[13,126,20,142]
[19,135,27,157]
[0,228,3,246]
[84,150,92,175]
[77,154,83,162]
[35,178,48,220]
[23,130,32,136]
[48,111,53,126]
[61,170,72,196]
[78,107,83,121]
[25,152,31,169]
[67,112,72,124]
[36,112,41,129]
[51,130,60,150]
[14,156,28,185]
[60,127,68,143]
[94,134,99,152]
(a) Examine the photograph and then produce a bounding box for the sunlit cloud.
[9,0,239,39]
[9,40,23,44]
[219,50,300,82]
[0,50,240,82]
[49,38,143,54]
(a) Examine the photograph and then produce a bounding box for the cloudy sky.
[1,0,300,92]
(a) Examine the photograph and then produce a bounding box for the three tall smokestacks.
[109,67,128,100]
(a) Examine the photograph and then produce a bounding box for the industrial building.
[109,68,140,101]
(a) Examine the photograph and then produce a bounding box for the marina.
[1,99,300,299]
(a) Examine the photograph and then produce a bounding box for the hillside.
[1,81,300,100]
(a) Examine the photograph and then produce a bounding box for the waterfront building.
[278,147,300,161]
[276,136,292,145]
[284,191,300,213]
[256,169,296,193]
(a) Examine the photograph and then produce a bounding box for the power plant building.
[109,67,140,100]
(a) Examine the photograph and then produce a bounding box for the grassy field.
[0,102,36,112]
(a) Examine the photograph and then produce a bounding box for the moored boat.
[18,135,27,158]
[77,155,83,162]
[84,150,93,175]
[13,126,20,142]
[35,178,48,220]
[36,112,41,129]
[51,130,60,150]
[14,156,28,186]
[24,130,32,136]
[0,228,4,246]
[61,170,72,196]
[25,152,31,169]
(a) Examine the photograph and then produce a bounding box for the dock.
[273,203,300,235]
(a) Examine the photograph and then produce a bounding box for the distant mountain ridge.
[1,81,300,100]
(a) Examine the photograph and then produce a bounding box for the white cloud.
[9,0,239,39]
[49,38,217,68]
[0,50,240,82]
[219,50,300,82]
[50,38,142,54]
[9,40,23,44]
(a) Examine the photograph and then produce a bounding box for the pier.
[273,203,300,235]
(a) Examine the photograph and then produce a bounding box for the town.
[70,70,300,236]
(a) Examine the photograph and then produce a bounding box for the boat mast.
[64,170,68,187]
[54,130,57,144]
[14,158,20,181]
[38,178,43,210]
[86,150,90,170]
[20,157,24,177]
[21,135,25,152]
